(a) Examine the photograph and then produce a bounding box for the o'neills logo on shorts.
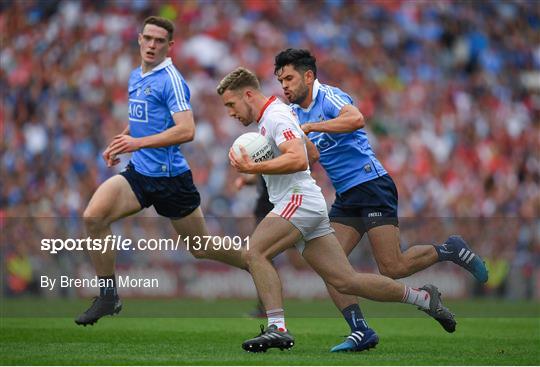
[368,212,382,217]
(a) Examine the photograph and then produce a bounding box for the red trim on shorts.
[280,194,303,220]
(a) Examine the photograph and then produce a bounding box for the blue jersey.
[127,57,191,177]
[291,80,387,194]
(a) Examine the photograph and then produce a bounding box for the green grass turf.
[0,299,539,365]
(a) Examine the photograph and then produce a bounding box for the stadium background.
[1,0,539,306]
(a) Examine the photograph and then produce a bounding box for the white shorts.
[271,191,334,242]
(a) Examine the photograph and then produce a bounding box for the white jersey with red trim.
[257,96,322,204]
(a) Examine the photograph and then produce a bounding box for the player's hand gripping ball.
[231,133,273,163]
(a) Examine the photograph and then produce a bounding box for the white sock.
[266,308,286,331]
[402,286,431,310]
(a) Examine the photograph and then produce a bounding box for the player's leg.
[323,222,379,352]
[284,247,309,270]
[76,174,142,326]
[169,207,247,269]
[366,174,487,282]
[305,233,404,300]
[245,213,302,312]
[249,185,275,318]
[247,248,307,318]
[302,233,456,333]
[150,169,247,269]
[324,190,378,352]
[324,222,362,309]
[83,175,142,274]
[368,224,439,278]
[241,213,301,352]
[368,224,488,282]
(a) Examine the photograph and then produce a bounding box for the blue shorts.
[329,174,398,234]
[120,163,200,219]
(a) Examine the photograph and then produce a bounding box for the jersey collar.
[295,79,320,113]
[257,96,277,123]
[140,57,173,78]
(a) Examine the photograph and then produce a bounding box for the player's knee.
[334,282,353,295]
[83,207,109,232]
[243,247,264,267]
[189,248,207,259]
[240,248,250,266]
[328,274,354,295]
[377,260,408,279]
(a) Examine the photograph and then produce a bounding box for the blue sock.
[433,243,453,261]
[341,304,369,332]
[99,275,117,298]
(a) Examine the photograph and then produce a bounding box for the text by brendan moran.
[40,276,158,291]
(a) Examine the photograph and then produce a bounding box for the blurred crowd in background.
[1,0,539,299]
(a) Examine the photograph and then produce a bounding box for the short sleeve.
[321,87,353,119]
[269,110,303,146]
[163,67,191,114]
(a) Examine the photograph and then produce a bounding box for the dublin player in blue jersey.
[274,49,489,352]
[75,17,245,326]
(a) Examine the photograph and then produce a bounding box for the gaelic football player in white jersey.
[217,67,458,353]
[274,48,489,352]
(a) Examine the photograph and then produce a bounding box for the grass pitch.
[1,299,538,365]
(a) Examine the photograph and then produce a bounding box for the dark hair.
[216,67,261,95]
[142,16,174,41]
[274,48,317,77]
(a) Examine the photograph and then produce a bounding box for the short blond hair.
[216,67,261,95]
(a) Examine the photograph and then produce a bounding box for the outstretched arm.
[301,104,364,134]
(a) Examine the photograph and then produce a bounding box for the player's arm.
[119,125,130,135]
[108,111,195,155]
[304,135,319,165]
[137,110,195,148]
[301,104,364,134]
[102,125,130,167]
[229,138,307,174]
